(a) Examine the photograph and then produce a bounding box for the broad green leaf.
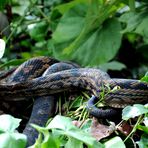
[53,0,88,14]
[122,104,148,120]
[0,39,5,58]
[46,115,73,131]
[0,133,26,148]
[54,18,122,66]
[30,129,60,148]
[65,137,83,148]
[41,133,60,148]
[52,4,87,43]
[104,136,126,148]
[135,17,148,43]
[137,134,148,148]
[99,61,126,71]
[46,115,103,147]
[0,114,21,133]
[119,12,142,33]
[52,1,122,66]
[71,18,122,66]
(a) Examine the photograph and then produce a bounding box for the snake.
[0,56,148,146]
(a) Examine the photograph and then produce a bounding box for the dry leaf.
[90,117,115,141]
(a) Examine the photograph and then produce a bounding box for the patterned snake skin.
[0,56,148,146]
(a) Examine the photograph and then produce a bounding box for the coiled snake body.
[0,56,148,146]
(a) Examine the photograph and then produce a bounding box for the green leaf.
[0,133,26,148]
[46,115,103,147]
[53,0,88,14]
[65,137,83,148]
[122,104,148,120]
[104,136,126,148]
[72,18,122,66]
[54,18,122,66]
[0,115,27,148]
[119,12,142,33]
[52,1,122,66]
[0,59,25,69]
[137,125,148,134]
[29,21,49,41]
[141,72,148,82]
[0,114,21,133]
[137,134,148,148]
[30,129,60,148]
[31,115,103,147]
[99,61,126,71]
[52,4,87,43]
[41,133,60,148]
[46,115,73,131]
[141,76,148,82]
[135,17,148,43]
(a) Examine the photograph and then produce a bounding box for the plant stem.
[129,0,135,12]
[124,115,143,142]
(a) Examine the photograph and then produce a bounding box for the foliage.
[0,0,147,73]
[30,115,103,148]
[141,72,148,82]
[0,0,148,148]
[0,114,27,148]
[1,105,148,148]
[122,104,148,120]
[121,103,148,147]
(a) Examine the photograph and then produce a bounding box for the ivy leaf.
[0,115,27,148]
[104,136,126,148]
[0,133,26,148]
[122,104,148,120]
[0,114,21,133]
[45,115,102,147]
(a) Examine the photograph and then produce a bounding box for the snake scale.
[0,56,148,146]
